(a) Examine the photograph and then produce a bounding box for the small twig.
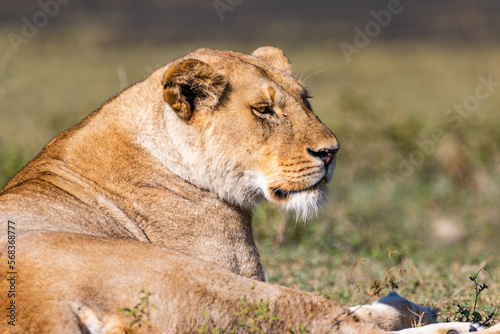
[470,267,487,314]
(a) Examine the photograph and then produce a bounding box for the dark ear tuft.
[162,59,227,121]
[251,46,292,74]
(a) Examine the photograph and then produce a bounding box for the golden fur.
[1,231,495,333]
[0,47,495,333]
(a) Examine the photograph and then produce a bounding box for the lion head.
[143,47,339,220]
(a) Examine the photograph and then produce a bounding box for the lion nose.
[307,147,339,167]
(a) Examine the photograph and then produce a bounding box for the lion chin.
[284,184,329,222]
[264,171,333,222]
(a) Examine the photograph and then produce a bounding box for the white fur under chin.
[257,171,330,222]
[284,186,329,222]
[283,159,336,222]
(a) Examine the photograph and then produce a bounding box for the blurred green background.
[1,0,499,321]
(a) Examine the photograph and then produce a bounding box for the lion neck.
[0,72,265,280]
[128,71,264,211]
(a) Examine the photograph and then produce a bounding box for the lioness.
[0,47,494,333]
[0,46,339,282]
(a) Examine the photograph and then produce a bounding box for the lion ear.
[162,59,227,121]
[251,46,292,75]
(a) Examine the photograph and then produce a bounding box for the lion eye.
[252,105,274,116]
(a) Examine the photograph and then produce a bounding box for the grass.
[199,294,286,334]
[1,24,499,324]
[118,289,158,334]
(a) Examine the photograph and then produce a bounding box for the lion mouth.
[270,176,327,201]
